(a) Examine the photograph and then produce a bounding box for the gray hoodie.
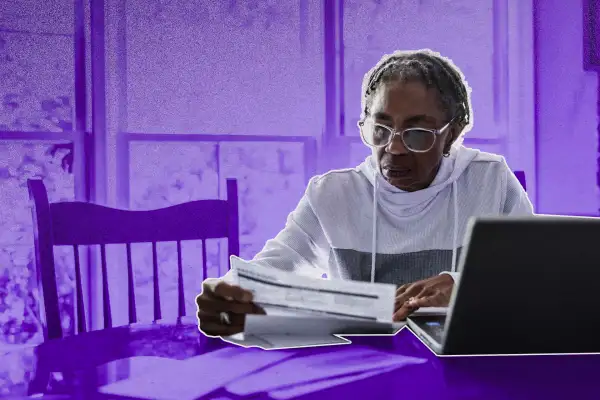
[226,145,534,286]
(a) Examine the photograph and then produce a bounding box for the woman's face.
[367,80,456,192]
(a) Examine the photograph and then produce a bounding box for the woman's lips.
[382,167,411,179]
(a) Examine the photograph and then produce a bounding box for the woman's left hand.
[393,274,455,321]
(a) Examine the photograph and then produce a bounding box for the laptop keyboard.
[413,316,446,343]
[424,321,445,343]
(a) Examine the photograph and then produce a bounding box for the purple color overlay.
[4,317,600,399]
[0,0,599,398]
[27,177,240,341]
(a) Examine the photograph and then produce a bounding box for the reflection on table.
[3,317,600,399]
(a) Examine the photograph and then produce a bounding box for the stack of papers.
[98,348,295,400]
[98,347,428,400]
[225,257,406,349]
[225,346,428,397]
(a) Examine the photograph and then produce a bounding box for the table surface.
[3,317,600,400]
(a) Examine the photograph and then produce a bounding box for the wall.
[535,0,599,215]
[339,0,537,206]
[122,0,324,136]
[100,1,327,327]
[0,0,77,393]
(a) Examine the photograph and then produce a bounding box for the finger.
[213,282,253,303]
[396,284,408,296]
[197,311,245,337]
[395,284,423,307]
[410,292,448,308]
[416,285,434,297]
[393,304,417,322]
[199,320,244,337]
[197,310,246,326]
[196,309,219,324]
[195,294,221,315]
[197,279,252,302]
[395,282,420,296]
[196,280,219,308]
[408,287,435,306]
[408,296,435,309]
[197,297,259,315]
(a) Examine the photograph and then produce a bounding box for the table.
[2,317,600,399]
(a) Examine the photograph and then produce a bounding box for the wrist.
[439,271,460,284]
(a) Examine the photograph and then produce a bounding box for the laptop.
[407,215,600,356]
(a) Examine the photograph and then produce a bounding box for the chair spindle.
[99,244,112,329]
[72,244,87,334]
[126,243,137,324]
[176,240,185,317]
[152,242,161,321]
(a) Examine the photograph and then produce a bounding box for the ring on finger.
[219,311,231,325]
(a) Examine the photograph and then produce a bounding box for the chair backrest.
[514,170,527,191]
[28,178,239,341]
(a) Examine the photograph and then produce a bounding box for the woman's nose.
[385,133,409,155]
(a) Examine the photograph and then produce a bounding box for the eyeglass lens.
[364,123,436,152]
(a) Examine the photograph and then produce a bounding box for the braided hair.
[361,49,473,143]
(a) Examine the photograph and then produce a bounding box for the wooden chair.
[27,178,239,341]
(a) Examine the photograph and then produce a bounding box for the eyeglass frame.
[357,115,459,153]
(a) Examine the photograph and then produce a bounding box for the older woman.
[196,49,533,337]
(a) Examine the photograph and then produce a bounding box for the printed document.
[230,256,397,322]
[224,257,405,349]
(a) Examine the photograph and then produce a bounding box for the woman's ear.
[453,118,468,140]
[445,125,460,147]
[444,122,465,153]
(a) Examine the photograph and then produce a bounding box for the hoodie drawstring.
[370,174,379,283]
[369,174,460,283]
[451,180,459,273]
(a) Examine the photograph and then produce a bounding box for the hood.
[357,145,480,210]
[359,145,480,283]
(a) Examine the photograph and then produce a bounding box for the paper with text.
[244,314,403,337]
[230,256,396,322]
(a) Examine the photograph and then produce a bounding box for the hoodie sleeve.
[441,164,534,284]
[501,168,535,216]
[221,177,329,283]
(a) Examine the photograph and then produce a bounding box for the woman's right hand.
[195,278,265,337]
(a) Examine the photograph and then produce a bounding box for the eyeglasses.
[357,117,455,153]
